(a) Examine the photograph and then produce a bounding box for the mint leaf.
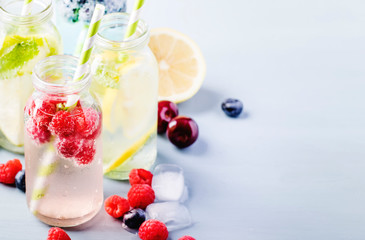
[0,39,39,78]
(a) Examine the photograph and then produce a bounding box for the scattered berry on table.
[104,195,130,219]
[15,170,26,192]
[158,100,179,134]
[74,107,101,138]
[47,227,71,240]
[48,110,75,137]
[129,169,153,186]
[138,219,168,240]
[56,136,83,158]
[178,236,196,240]
[221,98,243,117]
[128,184,155,209]
[122,208,146,229]
[74,139,96,165]
[167,116,199,148]
[26,119,51,144]
[0,159,22,184]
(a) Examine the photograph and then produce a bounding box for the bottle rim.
[33,55,91,95]
[95,12,150,51]
[0,0,53,25]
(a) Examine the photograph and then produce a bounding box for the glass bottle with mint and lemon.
[0,0,62,153]
[90,13,158,179]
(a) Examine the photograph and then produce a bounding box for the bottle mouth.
[96,12,150,51]
[0,0,52,25]
[33,55,91,95]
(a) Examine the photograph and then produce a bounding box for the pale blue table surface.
[1,0,365,239]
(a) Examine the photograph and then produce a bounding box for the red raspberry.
[26,119,51,144]
[56,136,83,159]
[32,98,57,128]
[0,159,22,184]
[48,111,75,137]
[104,195,130,218]
[127,184,155,209]
[178,236,196,240]
[138,219,168,240]
[47,227,71,240]
[74,107,101,138]
[129,169,153,186]
[74,139,96,165]
[24,97,35,116]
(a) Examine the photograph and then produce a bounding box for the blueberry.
[15,170,25,193]
[123,208,146,229]
[221,98,243,117]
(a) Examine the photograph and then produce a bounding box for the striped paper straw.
[73,4,105,82]
[21,0,33,16]
[29,145,58,214]
[124,0,145,40]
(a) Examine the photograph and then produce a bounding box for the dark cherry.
[167,116,199,148]
[158,100,179,134]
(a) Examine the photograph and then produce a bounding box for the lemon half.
[149,28,206,103]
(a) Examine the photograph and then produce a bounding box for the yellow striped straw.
[29,145,58,214]
[73,4,105,82]
[21,0,33,16]
[124,0,145,40]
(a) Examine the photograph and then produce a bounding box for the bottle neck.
[33,55,91,96]
[95,13,150,52]
[0,0,53,26]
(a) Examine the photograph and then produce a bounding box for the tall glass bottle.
[24,55,103,227]
[0,0,62,153]
[90,13,159,180]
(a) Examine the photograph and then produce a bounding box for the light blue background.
[1,0,365,239]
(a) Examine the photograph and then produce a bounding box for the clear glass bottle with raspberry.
[24,55,103,227]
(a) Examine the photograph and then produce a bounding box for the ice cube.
[179,185,189,203]
[152,164,185,202]
[146,202,192,232]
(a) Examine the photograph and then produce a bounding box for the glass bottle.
[24,55,103,227]
[90,13,159,180]
[0,0,62,153]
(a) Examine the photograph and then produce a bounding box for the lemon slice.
[149,28,206,103]
[103,125,156,174]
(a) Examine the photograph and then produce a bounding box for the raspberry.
[104,195,130,218]
[138,219,168,240]
[178,236,196,240]
[129,169,153,186]
[0,159,22,184]
[26,119,51,144]
[49,110,76,137]
[24,97,35,116]
[32,98,57,128]
[74,107,101,138]
[56,136,83,159]
[127,184,155,209]
[47,227,71,240]
[74,139,96,165]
